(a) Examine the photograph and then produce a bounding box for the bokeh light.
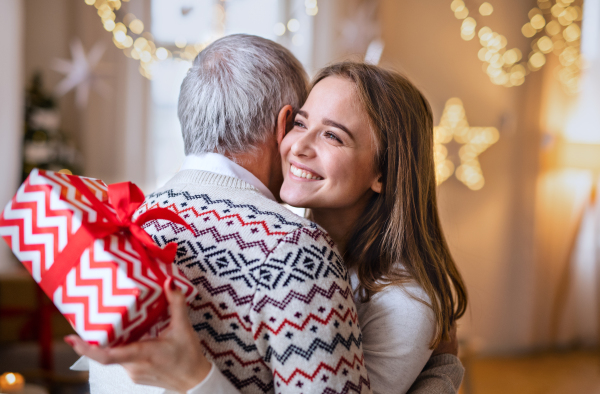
[479,2,494,16]
[537,36,554,53]
[174,37,187,48]
[287,18,300,32]
[155,47,168,60]
[531,14,546,30]
[522,23,537,38]
[129,19,144,35]
[103,20,116,31]
[305,0,318,16]
[273,22,286,36]
[529,51,546,69]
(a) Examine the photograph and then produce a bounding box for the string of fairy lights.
[452,0,584,94]
[90,0,582,93]
[85,0,318,79]
[523,0,583,94]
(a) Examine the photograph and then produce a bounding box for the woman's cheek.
[325,156,350,186]
[280,133,294,157]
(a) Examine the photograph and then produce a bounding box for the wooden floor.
[1,341,598,393]
[463,350,600,394]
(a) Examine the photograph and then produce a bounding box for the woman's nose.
[290,131,315,158]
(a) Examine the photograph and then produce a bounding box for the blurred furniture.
[0,265,58,373]
[18,384,49,394]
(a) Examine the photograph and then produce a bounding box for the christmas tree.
[23,73,80,181]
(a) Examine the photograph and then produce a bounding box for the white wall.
[0,0,24,271]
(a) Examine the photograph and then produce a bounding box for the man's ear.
[371,175,383,194]
[276,105,294,146]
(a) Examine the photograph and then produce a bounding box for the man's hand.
[431,324,458,357]
[65,278,212,392]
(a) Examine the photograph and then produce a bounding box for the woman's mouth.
[290,163,324,180]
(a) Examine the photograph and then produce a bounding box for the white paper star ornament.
[51,39,111,108]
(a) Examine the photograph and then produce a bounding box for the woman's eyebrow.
[298,110,309,118]
[323,118,354,139]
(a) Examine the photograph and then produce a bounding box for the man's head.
[178,34,309,157]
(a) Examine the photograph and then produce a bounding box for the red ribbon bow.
[38,177,194,297]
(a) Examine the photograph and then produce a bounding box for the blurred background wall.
[0,0,24,273]
[379,0,542,354]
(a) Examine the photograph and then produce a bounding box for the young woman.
[69,61,467,394]
[278,62,467,393]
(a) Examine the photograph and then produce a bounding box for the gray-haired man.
[70,34,464,394]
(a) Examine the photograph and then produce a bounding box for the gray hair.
[178,34,309,156]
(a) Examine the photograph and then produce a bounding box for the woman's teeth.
[291,164,323,180]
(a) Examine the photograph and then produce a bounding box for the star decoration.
[51,39,111,109]
[434,98,499,190]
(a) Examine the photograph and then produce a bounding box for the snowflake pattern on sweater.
[137,170,371,394]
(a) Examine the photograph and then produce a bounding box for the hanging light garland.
[85,0,318,79]
[452,0,583,94]
[84,0,224,79]
[523,0,583,94]
[452,0,527,87]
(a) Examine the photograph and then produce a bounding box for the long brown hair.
[312,62,467,347]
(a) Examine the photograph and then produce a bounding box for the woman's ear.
[371,175,383,194]
[276,105,294,146]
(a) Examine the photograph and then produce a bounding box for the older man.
[69,34,464,394]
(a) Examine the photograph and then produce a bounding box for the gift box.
[0,169,198,346]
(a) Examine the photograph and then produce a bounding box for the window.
[564,0,600,144]
[148,0,314,190]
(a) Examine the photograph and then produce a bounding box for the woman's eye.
[324,131,342,143]
[294,121,305,128]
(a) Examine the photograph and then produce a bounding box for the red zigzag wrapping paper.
[0,169,197,346]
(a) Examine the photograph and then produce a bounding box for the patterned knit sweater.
[128,170,370,394]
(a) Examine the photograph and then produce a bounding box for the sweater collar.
[180,153,276,201]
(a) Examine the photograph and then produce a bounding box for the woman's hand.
[65,278,212,392]
[431,324,458,357]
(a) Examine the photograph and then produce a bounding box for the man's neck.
[226,143,281,201]
[226,152,269,187]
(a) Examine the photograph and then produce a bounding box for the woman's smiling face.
[279,76,381,211]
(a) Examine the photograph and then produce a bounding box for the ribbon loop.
[109,182,146,225]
